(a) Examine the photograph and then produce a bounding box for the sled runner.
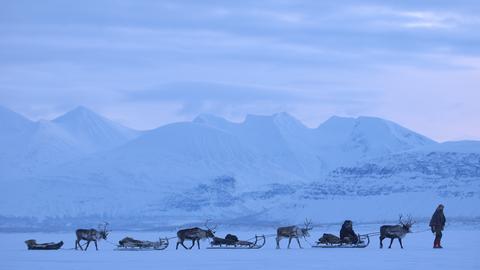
[25,239,64,250]
[208,234,266,249]
[115,237,169,251]
[312,233,370,248]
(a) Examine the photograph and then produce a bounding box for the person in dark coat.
[340,220,358,244]
[429,204,446,248]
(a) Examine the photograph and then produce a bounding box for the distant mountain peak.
[321,115,390,126]
[244,112,304,127]
[70,105,94,114]
[51,106,139,152]
[272,112,306,129]
[53,105,101,123]
[193,113,228,124]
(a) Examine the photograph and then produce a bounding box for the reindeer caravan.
[23,214,420,251]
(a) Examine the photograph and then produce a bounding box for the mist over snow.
[1,105,479,230]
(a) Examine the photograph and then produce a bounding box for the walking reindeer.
[75,222,110,251]
[276,219,313,249]
[176,220,216,249]
[380,215,415,249]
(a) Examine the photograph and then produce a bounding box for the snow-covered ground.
[2,224,479,270]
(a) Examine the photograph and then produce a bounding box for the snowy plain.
[2,224,479,270]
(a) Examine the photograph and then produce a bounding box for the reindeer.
[75,222,109,251]
[276,219,313,249]
[380,215,415,249]
[176,220,216,249]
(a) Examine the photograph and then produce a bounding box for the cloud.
[343,5,478,30]
[125,81,300,115]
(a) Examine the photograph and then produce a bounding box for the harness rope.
[61,241,88,250]
[411,228,432,234]
[104,239,118,246]
[303,236,315,246]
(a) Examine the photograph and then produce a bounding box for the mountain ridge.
[0,105,478,226]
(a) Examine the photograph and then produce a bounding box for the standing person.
[429,204,446,248]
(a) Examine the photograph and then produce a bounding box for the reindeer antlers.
[398,214,415,226]
[98,221,110,232]
[304,218,313,230]
[204,219,218,232]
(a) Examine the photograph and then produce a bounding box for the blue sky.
[1,0,479,141]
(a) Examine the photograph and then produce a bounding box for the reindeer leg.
[188,239,195,249]
[94,240,98,251]
[78,239,85,251]
[197,239,201,249]
[399,238,404,249]
[388,238,394,249]
[176,240,181,250]
[379,236,384,249]
[296,237,302,249]
[85,240,90,251]
[276,237,280,249]
[287,237,292,249]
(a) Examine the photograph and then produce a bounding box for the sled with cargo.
[312,233,370,248]
[25,239,64,250]
[114,236,169,251]
[208,234,266,249]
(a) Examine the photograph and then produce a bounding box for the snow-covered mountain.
[0,106,140,180]
[0,106,478,229]
[53,106,139,152]
[313,116,436,169]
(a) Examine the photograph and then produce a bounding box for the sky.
[0,0,479,141]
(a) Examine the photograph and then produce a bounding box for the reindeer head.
[399,215,415,232]
[98,222,110,240]
[204,220,217,238]
[301,218,313,236]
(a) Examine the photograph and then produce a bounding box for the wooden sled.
[114,237,169,251]
[25,239,64,250]
[208,235,266,249]
[312,234,370,248]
